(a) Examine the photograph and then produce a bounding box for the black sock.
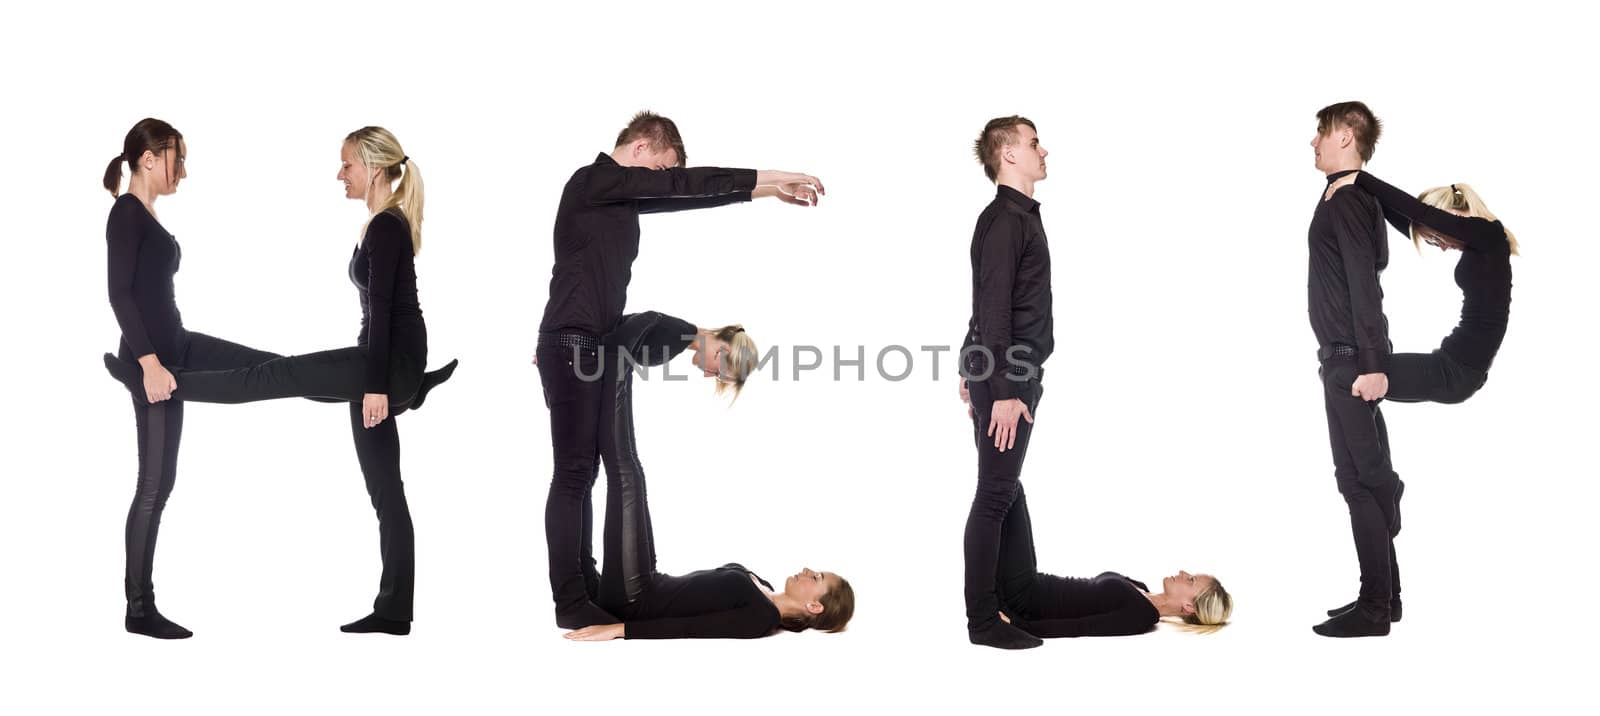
[340,613,411,636]
[555,600,617,630]
[1326,597,1403,621]
[125,610,193,640]
[410,359,458,410]
[1312,604,1391,638]
[968,620,1043,650]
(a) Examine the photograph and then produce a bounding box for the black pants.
[993,485,1039,621]
[595,365,660,616]
[168,346,424,407]
[962,377,1042,630]
[120,332,280,617]
[1385,349,1489,405]
[537,340,605,614]
[1319,356,1403,615]
[125,338,421,620]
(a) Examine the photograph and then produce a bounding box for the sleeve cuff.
[1358,352,1388,376]
[733,169,757,193]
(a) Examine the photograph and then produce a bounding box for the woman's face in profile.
[337,141,371,201]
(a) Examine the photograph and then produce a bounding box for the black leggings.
[122,337,421,620]
[962,377,1042,630]
[165,346,424,407]
[596,365,659,615]
[1385,349,1488,404]
[121,332,280,617]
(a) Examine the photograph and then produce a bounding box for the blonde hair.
[345,126,424,255]
[1165,578,1232,635]
[711,325,759,401]
[1414,184,1519,256]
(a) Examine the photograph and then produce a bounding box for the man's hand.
[755,170,824,206]
[988,398,1034,453]
[1351,372,1388,401]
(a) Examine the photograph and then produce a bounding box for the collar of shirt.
[996,184,1041,214]
[1324,168,1359,185]
[593,152,617,167]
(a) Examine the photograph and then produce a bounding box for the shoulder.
[108,194,145,226]
[1325,184,1380,213]
[363,210,410,245]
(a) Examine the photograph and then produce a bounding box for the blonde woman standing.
[103,126,455,635]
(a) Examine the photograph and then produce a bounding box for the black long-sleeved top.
[1355,172,1512,372]
[106,195,185,364]
[349,209,426,393]
[603,311,697,368]
[623,563,782,640]
[539,153,757,337]
[1013,571,1159,638]
[1307,170,1391,374]
[962,185,1054,400]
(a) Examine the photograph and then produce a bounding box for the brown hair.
[614,110,687,167]
[1316,101,1382,162]
[780,574,855,633]
[104,118,183,198]
[973,115,1037,181]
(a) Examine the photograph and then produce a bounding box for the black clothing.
[992,486,1159,638]
[537,152,752,623]
[1309,173,1401,622]
[347,401,414,621]
[595,313,781,639]
[106,194,184,362]
[1308,171,1392,375]
[1385,349,1487,405]
[1319,355,1402,619]
[109,210,430,625]
[1356,172,1511,373]
[118,332,282,623]
[352,210,426,393]
[961,185,1054,401]
[962,373,1043,631]
[538,153,756,337]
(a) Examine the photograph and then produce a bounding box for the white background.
[3,1,1596,713]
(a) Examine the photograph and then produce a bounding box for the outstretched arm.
[1020,602,1159,638]
[1354,172,1504,250]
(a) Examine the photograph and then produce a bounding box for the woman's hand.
[1325,170,1359,199]
[563,623,624,641]
[139,354,176,403]
[998,611,1012,624]
[754,170,825,206]
[362,393,390,428]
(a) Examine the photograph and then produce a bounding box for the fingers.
[998,611,1011,624]
[1021,405,1034,424]
[1006,418,1018,451]
[805,174,825,196]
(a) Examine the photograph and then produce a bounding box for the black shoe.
[410,359,458,410]
[1326,597,1402,622]
[340,613,411,636]
[968,620,1043,650]
[125,609,193,640]
[103,353,145,398]
[1312,605,1391,638]
[555,600,618,630]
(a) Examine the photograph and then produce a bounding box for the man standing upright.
[537,111,824,628]
[1307,101,1403,638]
[959,115,1054,649]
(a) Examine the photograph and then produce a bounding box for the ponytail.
[1416,183,1520,256]
[344,127,423,255]
[104,156,125,197]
